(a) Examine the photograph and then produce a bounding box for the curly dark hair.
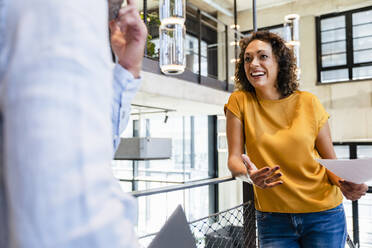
[235,30,298,97]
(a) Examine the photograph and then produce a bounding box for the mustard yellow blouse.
[225,90,343,213]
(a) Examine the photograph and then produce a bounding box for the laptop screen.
[148,205,197,248]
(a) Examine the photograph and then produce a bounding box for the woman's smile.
[244,40,278,88]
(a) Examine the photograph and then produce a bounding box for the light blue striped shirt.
[0,0,140,247]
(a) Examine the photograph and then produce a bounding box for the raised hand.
[109,0,148,78]
[241,154,283,189]
[339,180,368,201]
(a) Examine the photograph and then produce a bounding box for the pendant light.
[159,0,186,75]
[284,14,301,78]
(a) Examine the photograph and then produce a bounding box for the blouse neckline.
[253,91,299,104]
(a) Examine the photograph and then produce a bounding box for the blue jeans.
[256,204,347,248]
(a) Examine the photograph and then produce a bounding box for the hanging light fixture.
[159,0,186,75]
[284,14,300,47]
[284,14,301,78]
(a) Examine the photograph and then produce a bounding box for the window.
[111,115,217,236]
[316,6,372,83]
[185,35,208,76]
[334,145,349,159]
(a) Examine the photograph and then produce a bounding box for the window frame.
[316,5,372,84]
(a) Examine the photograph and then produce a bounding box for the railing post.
[143,0,147,56]
[352,201,359,247]
[243,182,256,248]
[197,9,202,84]
[350,144,360,247]
[233,0,238,60]
[208,116,219,217]
[132,119,140,191]
[225,24,229,91]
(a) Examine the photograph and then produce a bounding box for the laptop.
[148,205,197,248]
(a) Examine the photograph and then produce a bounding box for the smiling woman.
[235,31,298,98]
[224,30,368,248]
[243,39,280,100]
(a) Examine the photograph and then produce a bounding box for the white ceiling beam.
[201,0,233,17]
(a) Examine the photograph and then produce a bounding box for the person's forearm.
[228,155,248,177]
[326,170,341,186]
[315,122,341,186]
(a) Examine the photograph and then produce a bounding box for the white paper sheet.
[317,158,372,184]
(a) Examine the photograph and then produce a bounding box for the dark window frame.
[316,5,372,84]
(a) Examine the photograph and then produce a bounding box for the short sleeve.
[312,95,330,134]
[224,92,243,121]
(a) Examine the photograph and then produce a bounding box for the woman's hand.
[242,154,283,189]
[339,180,368,201]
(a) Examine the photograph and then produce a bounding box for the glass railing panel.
[215,28,228,83]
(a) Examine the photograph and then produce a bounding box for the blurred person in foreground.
[225,31,368,248]
[0,0,147,247]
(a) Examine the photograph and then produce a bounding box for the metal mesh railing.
[138,200,359,248]
[139,200,256,248]
[189,201,256,248]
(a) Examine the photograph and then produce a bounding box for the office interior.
[111,0,372,247]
